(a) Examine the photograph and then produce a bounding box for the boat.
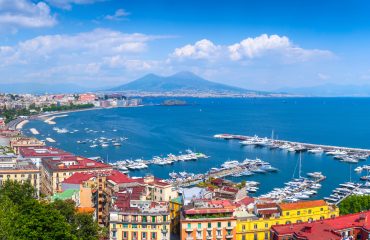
[250,168,266,174]
[326,150,347,156]
[260,165,278,172]
[113,142,121,147]
[354,166,363,172]
[307,172,325,179]
[308,147,324,154]
[101,143,109,148]
[90,144,98,148]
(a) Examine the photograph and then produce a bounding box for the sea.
[23,97,370,199]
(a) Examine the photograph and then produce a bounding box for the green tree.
[339,195,370,215]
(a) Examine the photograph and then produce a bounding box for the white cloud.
[228,34,332,62]
[0,0,56,28]
[172,39,221,60]
[105,8,130,21]
[45,0,103,10]
[0,28,159,65]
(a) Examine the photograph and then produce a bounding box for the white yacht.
[308,147,324,154]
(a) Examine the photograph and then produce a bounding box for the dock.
[214,133,370,154]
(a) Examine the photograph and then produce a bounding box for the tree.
[339,195,370,215]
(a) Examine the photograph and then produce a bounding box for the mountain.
[278,83,370,97]
[0,82,91,94]
[108,71,259,94]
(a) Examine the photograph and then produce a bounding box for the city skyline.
[0,0,370,91]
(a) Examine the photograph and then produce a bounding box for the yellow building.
[235,200,339,240]
[169,196,183,234]
[109,186,170,240]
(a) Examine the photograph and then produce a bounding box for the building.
[181,199,238,240]
[235,200,339,240]
[136,175,179,202]
[78,93,96,103]
[61,170,135,226]
[270,210,370,240]
[10,137,45,154]
[41,155,112,195]
[19,146,73,168]
[170,196,183,235]
[109,186,171,240]
[0,155,40,195]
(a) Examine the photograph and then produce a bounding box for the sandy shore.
[44,114,69,125]
[16,120,29,130]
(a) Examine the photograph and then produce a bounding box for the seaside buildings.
[10,137,45,154]
[270,210,370,240]
[180,198,339,240]
[109,185,171,240]
[0,153,40,195]
[41,155,112,195]
[235,200,339,240]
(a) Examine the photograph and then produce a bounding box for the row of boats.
[259,175,325,202]
[324,182,366,204]
[111,150,209,172]
[218,158,278,177]
[234,135,369,163]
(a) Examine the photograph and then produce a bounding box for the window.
[242,225,245,231]
[132,224,138,229]
[112,231,116,237]
[217,222,221,228]
[254,233,258,240]
[228,221,231,227]
[264,232,269,240]
[308,218,313,223]
[297,211,300,215]
[242,235,246,240]
[188,223,191,229]
[151,232,156,239]
[123,232,127,238]
[308,209,312,214]
[163,215,167,222]
[296,220,302,223]
[286,221,291,224]
[142,216,147,222]
[152,216,156,222]
[286,211,290,216]
[198,223,201,229]
[142,232,146,239]
[320,216,325,220]
[320,208,323,211]
[265,223,268,228]
[208,222,211,228]
[254,224,258,229]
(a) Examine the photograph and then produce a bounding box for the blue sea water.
[24,97,370,199]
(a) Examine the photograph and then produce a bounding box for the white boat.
[90,144,98,148]
[101,143,109,147]
[307,172,325,179]
[221,160,240,169]
[113,142,121,147]
[326,150,347,156]
[355,166,363,172]
[308,147,324,154]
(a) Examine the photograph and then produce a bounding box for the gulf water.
[24,97,370,199]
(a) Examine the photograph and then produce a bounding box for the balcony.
[161,229,168,234]
[196,236,203,240]
[226,226,234,230]
[216,235,223,239]
[185,228,194,232]
[226,234,233,238]
[207,236,213,240]
[186,237,194,240]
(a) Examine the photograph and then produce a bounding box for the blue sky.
[1,0,370,90]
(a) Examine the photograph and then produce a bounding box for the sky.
[1,0,370,91]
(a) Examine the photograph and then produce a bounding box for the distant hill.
[278,83,370,97]
[0,82,90,94]
[108,71,260,94]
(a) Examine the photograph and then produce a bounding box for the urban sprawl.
[0,93,370,240]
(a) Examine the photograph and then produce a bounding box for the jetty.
[214,133,370,155]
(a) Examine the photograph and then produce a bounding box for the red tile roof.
[271,211,370,240]
[43,156,112,171]
[236,196,255,206]
[279,200,327,211]
[63,170,134,184]
[19,146,73,158]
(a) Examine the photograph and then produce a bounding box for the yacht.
[326,150,347,156]
[113,142,122,147]
[89,144,98,148]
[307,172,325,179]
[221,160,240,169]
[260,165,278,172]
[308,147,324,154]
[101,143,109,148]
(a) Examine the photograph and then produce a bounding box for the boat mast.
[299,152,302,179]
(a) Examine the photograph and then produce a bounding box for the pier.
[214,133,370,154]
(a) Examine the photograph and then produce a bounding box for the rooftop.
[43,156,112,171]
[279,200,327,211]
[19,146,73,158]
[271,210,370,240]
[62,170,134,184]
